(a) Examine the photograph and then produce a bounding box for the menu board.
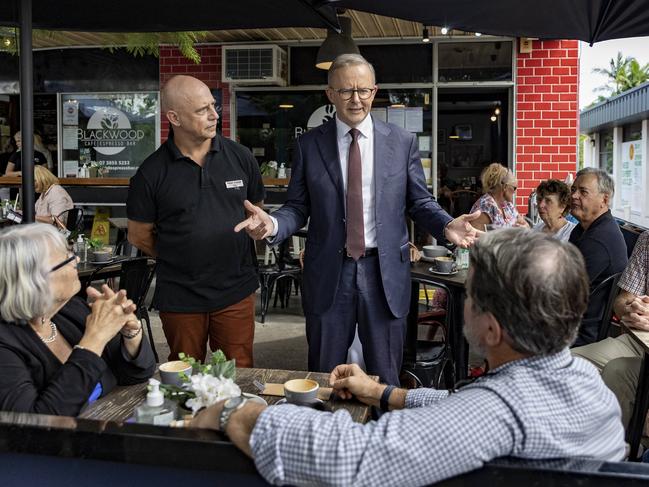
[58,92,160,178]
[619,140,643,213]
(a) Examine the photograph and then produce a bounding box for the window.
[598,129,614,174]
[438,42,513,82]
[623,122,642,142]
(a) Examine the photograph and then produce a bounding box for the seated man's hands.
[623,295,649,331]
[329,363,383,406]
[234,200,273,240]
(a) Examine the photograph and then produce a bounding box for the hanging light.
[422,27,430,43]
[494,106,501,115]
[490,115,497,122]
[441,27,449,35]
[474,32,482,37]
[315,16,360,70]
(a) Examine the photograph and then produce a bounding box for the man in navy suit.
[236,54,480,384]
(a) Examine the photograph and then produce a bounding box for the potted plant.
[87,238,113,262]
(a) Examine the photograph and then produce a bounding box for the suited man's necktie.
[346,128,365,260]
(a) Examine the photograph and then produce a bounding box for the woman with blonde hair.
[470,162,528,230]
[34,165,74,225]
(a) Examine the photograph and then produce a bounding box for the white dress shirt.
[269,114,377,248]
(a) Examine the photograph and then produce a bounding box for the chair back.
[58,207,84,234]
[118,257,156,311]
[450,190,479,217]
[594,272,623,341]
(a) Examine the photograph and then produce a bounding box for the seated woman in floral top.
[470,162,528,230]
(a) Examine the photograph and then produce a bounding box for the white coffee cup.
[159,360,193,386]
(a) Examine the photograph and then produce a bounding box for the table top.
[411,261,468,288]
[81,367,374,424]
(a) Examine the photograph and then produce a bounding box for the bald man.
[127,75,265,366]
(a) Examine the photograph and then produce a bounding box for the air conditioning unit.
[222,45,287,86]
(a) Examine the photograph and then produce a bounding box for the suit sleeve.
[269,137,311,243]
[405,133,453,240]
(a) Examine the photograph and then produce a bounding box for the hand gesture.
[234,200,274,240]
[624,295,649,331]
[329,363,381,405]
[83,285,137,348]
[444,211,483,248]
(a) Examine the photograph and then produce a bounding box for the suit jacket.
[272,117,452,318]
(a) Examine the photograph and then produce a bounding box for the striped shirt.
[618,231,649,296]
[250,349,626,486]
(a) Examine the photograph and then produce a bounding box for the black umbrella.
[335,0,649,44]
[0,0,339,222]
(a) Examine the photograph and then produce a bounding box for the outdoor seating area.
[2,0,649,485]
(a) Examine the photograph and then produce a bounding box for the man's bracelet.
[120,325,142,339]
[380,385,396,412]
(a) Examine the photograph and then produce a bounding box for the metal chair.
[57,207,84,236]
[401,277,454,389]
[86,257,158,362]
[594,272,623,342]
[257,245,302,323]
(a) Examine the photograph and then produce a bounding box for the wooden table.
[81,367,374,424]
[411,261,469,382]
[77,256,132,280]
[620,322,649,460]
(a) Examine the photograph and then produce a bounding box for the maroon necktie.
[346,128,365,260]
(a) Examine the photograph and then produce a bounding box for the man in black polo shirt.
[127,75,265,366]
[569,167,627,346]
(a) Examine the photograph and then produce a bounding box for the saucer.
[428,267,458,276]
[242,392,268,406]
[420,254,451,263]
[89,258,116,265]
[274,397,325,409]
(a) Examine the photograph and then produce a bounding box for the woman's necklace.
[39,318,58,344]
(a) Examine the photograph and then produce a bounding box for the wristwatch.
[218,395,249,433]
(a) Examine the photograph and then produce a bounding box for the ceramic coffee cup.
[284,378,319,405]
[434,256,456,273]
[422,245,448,258]
[159,360,193,386]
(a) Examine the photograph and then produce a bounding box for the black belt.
[345,248,378,258]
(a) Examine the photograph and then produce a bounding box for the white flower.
[185,373,241,414]
[267,160,278,169]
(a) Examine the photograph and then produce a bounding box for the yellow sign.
[90,207,110,245]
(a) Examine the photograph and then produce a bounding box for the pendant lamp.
[315,16,359,70]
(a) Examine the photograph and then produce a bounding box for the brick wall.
[159,45,230,140]
[515,39,579,214]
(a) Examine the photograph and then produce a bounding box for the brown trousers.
[160,293,255,367]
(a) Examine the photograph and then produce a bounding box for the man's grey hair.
[327,54,376,86]
[576,167,615,200]
[468,229,589,355]
[0,224,66,322]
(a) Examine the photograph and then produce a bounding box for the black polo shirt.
[8,150,47,171]
[127,132,265,313]
[569,210,628,345]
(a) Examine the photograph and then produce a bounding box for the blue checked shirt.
[250,349,626,486]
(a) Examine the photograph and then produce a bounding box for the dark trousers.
[159,293,255,367]
[305,254,406,385]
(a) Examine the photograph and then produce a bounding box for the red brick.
[533,137,552,145]
[523,145,542,154]
[542,129,559,137]
[552,102,570,111]
[524,76,543,84]
[517,154,535,163]
[561,40,579,48]
[559,145,576,153]
[535,120,552,128]
[533,154,548,163]
[559,93,578,102]
[518,85,535,93]
[524,58,544,67]
[518,120,534,128]
[518,137,534,145]
[517,171,534,180]
[534,171,553,179]
[542,93,561,101]
[525,111,543,120]
[543,58,562,67]
[533,49,550,58]
[542,146,559,154]
[518,67,534,76]
[549,49,567,58]
[542,40,562,49]
[542,76,561,85]
[559,128,577,137]
[561,58,579,67]
[160,65,172,73]
[552,119,571,128]
[552,84,570,93]
[534,102,552,111]
[534,67,553,76]
[525,128,542,137]
[552,137,572,145]
[171,65,188,73]
[523,93,544,102]
[535,85,552,93]
[560,75,578,85]
[553,67,571,75]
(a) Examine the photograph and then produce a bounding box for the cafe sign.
[58,92,160,178]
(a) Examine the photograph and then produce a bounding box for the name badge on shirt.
[225,179,244,189]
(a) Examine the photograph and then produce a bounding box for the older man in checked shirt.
[193,229,626,487]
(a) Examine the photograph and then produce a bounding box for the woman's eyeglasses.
[50,253,77,272]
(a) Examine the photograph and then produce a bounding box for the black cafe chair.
[594,272,623,342]
[58,207,84,236]
[401,277,454,390]
[86,257,158,363]
[257,245,302,324]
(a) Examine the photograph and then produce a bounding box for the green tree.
[593,51,649,98]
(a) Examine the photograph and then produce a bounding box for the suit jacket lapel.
[373,119,394,214]
[315,119,344,208]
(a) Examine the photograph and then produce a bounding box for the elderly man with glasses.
[192,229,626,486]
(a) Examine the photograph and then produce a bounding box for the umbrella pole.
[19,0,35,223]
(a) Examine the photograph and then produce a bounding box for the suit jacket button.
[338,249,343,254]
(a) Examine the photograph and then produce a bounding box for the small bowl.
[422,245,449,258]
[91,250,112,262]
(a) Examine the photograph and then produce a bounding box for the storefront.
[581,81,649,228]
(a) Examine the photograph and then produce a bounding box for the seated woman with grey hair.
[0,224,155,415]
[532,179,576,241]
